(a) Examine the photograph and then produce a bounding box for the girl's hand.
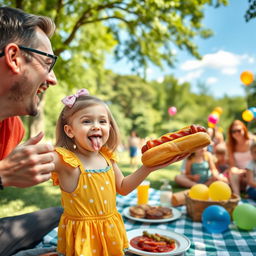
[145,153,190,172]
[192,174,201,182]
[217,173,229,183]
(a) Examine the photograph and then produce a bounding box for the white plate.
[126,228,191,256]
[122,206,182,223]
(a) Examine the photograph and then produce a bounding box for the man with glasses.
[0,7,62,256]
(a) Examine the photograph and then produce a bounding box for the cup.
[137,180,150,205]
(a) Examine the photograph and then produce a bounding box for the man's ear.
[64,124,74,138]
[4,44,22,74]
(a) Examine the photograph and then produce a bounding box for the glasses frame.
[0,45,57,72]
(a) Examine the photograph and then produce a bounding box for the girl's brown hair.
[55,95,120,153]
[226,120,249,154]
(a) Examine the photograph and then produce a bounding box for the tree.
[245,0,256,22]
[1,0,229,136]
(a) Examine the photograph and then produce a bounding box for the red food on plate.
[130,231,176,253]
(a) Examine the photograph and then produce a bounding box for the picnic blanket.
[38,188,256,255]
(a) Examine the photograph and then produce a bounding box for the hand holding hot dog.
[141,125,211,167]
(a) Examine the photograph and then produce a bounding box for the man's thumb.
[23,132,44,146]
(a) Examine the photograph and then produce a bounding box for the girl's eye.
[100,120,107,124]
[82,120,91,124]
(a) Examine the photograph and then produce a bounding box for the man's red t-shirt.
[0,117,25,160]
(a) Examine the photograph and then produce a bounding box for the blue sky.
[106,0,256,98]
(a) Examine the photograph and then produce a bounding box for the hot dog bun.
[141,127,211,167]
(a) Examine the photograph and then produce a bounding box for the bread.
[146,207,164,219]
[141,126,211,167]
[158,206,173,218]
[129,205,173,219]
[129,205,146,218]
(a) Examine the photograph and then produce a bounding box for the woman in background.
[226,120,255,196]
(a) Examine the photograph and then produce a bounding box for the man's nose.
[46,70,57,85]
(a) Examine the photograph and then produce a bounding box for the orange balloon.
[240,71,254,85]
[242,109,254,122]
[213,107,223,115]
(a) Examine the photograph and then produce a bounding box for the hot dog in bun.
[141,125,211,167]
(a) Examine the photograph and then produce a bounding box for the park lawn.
[0,150,183,218]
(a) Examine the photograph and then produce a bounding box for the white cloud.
[178,69,203,83]
[157,76,164,83]
[180,50,255,75]
[146,68,154,76]
[206,77,218,84]
[222,67,237,75]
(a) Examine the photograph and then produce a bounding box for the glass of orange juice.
[137,181,150,205]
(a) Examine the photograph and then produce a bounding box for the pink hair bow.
[61,88,89,108]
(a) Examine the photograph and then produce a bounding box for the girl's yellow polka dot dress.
[52,147,128,256]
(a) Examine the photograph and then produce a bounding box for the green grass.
[0,151,183,218]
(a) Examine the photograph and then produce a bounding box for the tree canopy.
[3,0,252,141]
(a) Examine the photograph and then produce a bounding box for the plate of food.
[126,228,191,256]
[122,205,182,223]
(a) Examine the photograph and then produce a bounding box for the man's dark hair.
[0,6,55,49]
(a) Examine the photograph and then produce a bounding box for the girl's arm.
[207,152,219,177]
[184,159,192,176]
[184,158,199,181]
[52,151,80,193]
[227,146,235,167]
[113,153,188,196]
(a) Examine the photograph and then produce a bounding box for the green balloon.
[232,204,256,231]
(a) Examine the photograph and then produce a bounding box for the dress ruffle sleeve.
[52,147,81,186]
[100,146,118,162]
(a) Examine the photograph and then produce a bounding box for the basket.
[185,192,240,222]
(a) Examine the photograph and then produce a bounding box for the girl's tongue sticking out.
[89,136,102,151]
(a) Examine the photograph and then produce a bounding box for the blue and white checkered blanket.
[38,188,256,255]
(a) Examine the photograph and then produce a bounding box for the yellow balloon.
[242,109,254,122]
[240,71,254,85]
[208,122,215,128]
[211,111,220,117]
[209,181,231,201]
[218,127,224,133]
[189,184,209,200]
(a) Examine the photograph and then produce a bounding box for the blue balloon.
[248,107,256,118]
[202,205,231,233]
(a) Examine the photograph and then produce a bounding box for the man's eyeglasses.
[0,45,57,72]
[231,129,242,134]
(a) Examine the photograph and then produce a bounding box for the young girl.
[186,147,218,184]
[175,147,219,188]
[214,143,229,183]
[52,89,185,256]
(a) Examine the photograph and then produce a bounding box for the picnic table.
[38,188,256,256]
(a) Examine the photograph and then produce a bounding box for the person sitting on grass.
[174,147,222,188]
[214,143,230,183]
[246,142,256,200]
